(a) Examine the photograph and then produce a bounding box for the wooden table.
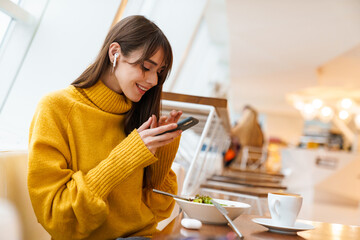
[155,214,360,240]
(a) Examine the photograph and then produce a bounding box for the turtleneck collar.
[79,80,132,114]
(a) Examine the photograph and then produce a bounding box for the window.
[0,0,48,150]
[0,11,12,44]
[0,0,22,51]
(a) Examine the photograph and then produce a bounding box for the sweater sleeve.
[27,96,157,240]
[143,136,181,222]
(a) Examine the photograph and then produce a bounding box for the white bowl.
[174,197,251,224]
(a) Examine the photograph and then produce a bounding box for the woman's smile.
[136,83,150,95]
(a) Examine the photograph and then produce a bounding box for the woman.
[230,105,264,167]
[28,15,182,240]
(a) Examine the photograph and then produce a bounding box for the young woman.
[28,15,182,240]
[230,105,264,167]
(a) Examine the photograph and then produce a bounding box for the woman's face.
[113,48,165,102]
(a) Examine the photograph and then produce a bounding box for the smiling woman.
[27,15,183,240]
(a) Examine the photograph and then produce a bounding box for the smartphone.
[157,116,199,135]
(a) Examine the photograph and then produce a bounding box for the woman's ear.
[108,42,121,63]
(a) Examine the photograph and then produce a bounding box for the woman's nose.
[147,73,158,87]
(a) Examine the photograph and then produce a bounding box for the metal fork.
[211,199,244,240]
[152,189,192,201]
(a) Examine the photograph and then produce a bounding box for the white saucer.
[252,218,315,235]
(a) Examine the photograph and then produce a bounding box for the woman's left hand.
[157,110,182,127]
[137,110,182,155]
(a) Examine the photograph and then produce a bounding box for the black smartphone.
[157,116,199,135]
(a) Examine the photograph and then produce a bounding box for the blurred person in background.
[28,15,182,240]
[225,105,264,168]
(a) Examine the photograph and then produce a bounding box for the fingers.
[140,127,181,154]
[137,116,152,132]
[145,130,181,149]
[167,110,177,123]
[148,137,179,149]
[147,123,178,136]
[170,110,182,122]
[159,110,183,126]
[173,111,182,123]
[150,115,157,129]
[158,116,167,126]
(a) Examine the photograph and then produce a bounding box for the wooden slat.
[226,167,285,178]
[162,92,227,107]
[221,171,284,183]
[200,181,288,198]
[211,174,282,184]
[207,176,287,189]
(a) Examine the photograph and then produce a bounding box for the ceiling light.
[312,99,323,109]
[294,101,304,110]
[301,103,316,120]
[319,106,334,123]
[338,110,349,120]
[340,98,353,109]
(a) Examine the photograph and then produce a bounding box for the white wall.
[263,112,304,145]
[122,0,210,93]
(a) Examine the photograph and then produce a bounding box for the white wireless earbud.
[113,53,119,68]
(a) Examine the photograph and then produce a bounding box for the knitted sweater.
[28,80,180,240]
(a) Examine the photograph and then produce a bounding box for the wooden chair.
[0,151,50,240]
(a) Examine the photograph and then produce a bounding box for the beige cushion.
[0,151,50,240]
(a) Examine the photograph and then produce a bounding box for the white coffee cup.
[268,192,303,227]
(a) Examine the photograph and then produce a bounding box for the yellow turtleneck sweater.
[28,80,180,240]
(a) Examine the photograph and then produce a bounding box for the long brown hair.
[72,15,173,135]
[231,105,264,147]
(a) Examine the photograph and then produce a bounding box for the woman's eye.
[157,69,164,75]
[142,65,150,71]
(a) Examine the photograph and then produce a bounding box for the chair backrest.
[240,146,267,170]
[0,151,50,240]
[0,198,22,240]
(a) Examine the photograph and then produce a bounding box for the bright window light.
[0,0,47,150]
[0,11,11,44]
[9,0,21,5]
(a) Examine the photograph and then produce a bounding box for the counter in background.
[281,147,360,226]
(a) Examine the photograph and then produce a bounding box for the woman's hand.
[137,112,182,154]
[158,110,182,127]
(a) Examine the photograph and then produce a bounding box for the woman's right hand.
[137,116,182,155]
